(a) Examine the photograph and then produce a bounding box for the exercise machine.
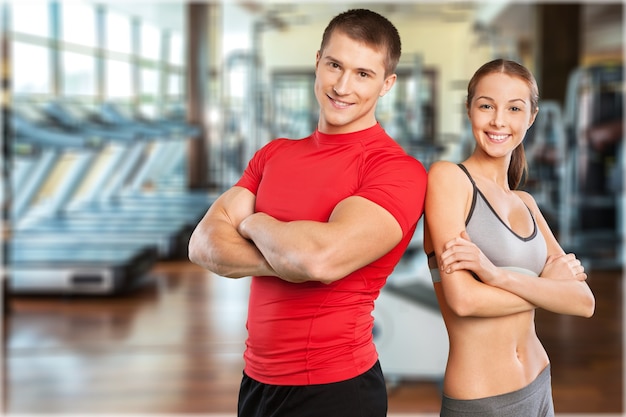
[561,63,623,269]
[372,219,448,386]
[9,108,159,294]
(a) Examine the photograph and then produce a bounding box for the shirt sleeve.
[234,140,274,194]
[355,155,428,236]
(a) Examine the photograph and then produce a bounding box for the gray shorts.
[440,365,554,417]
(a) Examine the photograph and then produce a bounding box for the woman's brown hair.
[466,59,539,189]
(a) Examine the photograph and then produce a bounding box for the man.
[189,9,427,417]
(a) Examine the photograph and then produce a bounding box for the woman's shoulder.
[514,189,540,212]
[427,160,470,187]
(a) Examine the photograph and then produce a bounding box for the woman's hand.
[439,231,500,285]
[541,253,587,282]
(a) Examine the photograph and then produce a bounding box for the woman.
[423,59,595,416]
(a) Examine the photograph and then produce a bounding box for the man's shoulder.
[257,135,312,154]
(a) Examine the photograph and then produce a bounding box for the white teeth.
[331,97,351,108]
[488,133,508,141]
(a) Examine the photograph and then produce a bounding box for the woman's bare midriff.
[441,308,550,400]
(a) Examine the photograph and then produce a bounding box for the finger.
[569,260,585,275]
[567,258,580,269]
[564,253,577,262]
[545,253,566,265]
[444,260,478,275]
[440,246,475,267]
[443,236,465,251]
[439,252,460,272]
[439,253,454,272]
[443,260,463,274]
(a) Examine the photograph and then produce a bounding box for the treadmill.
[8,109,160,295]
[12,102,195,260]
[87,102,216,210]
[41,101,214,224]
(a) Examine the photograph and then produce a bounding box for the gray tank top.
[429,164,547,282]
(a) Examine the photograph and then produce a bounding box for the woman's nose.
[491,110,506,127]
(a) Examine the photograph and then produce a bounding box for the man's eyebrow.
[323,55,378,76]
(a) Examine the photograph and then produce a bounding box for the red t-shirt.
[235,123,427,385]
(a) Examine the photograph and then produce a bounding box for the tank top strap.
[457,163,476,187]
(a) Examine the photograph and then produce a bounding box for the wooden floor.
[2,260,623,415]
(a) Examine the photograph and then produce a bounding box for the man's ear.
[379,73,397,97]
[315,50,321,70]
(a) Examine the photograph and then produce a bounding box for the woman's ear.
[528,107,539,128]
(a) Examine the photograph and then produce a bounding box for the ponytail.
[508,145,528,189]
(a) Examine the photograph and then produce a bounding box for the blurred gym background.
[1,1,623,415]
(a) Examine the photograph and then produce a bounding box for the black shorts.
[237,361,387,417]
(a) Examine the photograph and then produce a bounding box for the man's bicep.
[205,186,257,227]
[329,196,403,263]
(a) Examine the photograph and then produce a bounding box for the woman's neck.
[464,154,511,189]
